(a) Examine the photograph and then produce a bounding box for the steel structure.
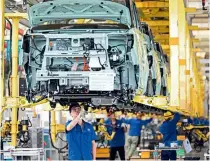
[0,0,208,147]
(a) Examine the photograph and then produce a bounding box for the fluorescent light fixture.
[14,0,22,2]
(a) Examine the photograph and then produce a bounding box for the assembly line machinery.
[0,0,209,160]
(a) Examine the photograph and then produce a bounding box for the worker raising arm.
[121,113,154,160]
[66,102,97,160]
[159,111,181,161]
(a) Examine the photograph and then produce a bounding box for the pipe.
[0,0,5,126]
[51,111,56,143]
[11,18,19,147]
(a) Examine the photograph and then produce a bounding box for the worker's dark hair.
[69,102,80,112]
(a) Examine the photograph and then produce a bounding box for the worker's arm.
[91,125,97,160]
[66,114,81,131]
[141,118,153,125]
[92,140,97,160]
[171,112,181,124]
[121,118,131,124]
[121,123,127,132]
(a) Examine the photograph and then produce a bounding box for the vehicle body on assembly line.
[22,0,166,107]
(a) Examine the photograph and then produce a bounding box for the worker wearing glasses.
[66,102,97,160]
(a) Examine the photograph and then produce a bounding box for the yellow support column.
[51,111,56,143]
[169,0,179,108]
[185,24,191,112]
[11,18,20,146]
[178,0,187,111]
[0,0,5,126]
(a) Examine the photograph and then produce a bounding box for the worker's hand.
[78,119,83,126]
[79,109,86,119]
[152,113,157,119]
[120,114,126,119]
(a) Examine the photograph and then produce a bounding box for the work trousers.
[125,135,139,159]
[161,150,176,161]
[109,146,125,160]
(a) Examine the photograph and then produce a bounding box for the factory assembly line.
[0,0,209,160]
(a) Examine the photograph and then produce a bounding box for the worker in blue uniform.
[66,102,97,160]
[159,111,181,160]
[105,110,127,160]
[122,113,154,160]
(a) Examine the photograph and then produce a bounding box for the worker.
[122,113,154,160]
[65,102,97,160]
[159,111,181,161]
[105,110,127,160]
[202,0,207,10]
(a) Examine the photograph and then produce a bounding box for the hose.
[5,18,12,96]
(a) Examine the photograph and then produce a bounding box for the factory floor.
[129,143,209,161]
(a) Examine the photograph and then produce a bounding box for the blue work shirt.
[104,119,125,147]
[65,120,97,160]
[187,117,193,124]
[193,118,200,125]
[160,113,181,146]
[122,118,153,136]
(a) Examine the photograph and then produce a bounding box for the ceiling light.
[14,0,22,2]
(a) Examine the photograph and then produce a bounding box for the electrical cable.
[5,18,12,96]
[49,112,68,153]
[31,37,41,52]
[65,57,73,64]
[56,133,67,142]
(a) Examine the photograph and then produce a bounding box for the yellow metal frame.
[0,0,207,146]
[134,0,206,118]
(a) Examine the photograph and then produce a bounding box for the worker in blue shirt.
[105,110,127,160]
[66,102,97,160]
[122,113,154,160]
[159,111,181,160]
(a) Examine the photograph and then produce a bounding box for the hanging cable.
[5,18,12,96]
[49,111,68,153]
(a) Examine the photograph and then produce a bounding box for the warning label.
[89,73,115,91]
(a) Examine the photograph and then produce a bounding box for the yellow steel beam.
[51,111,56,143]
[0,0,5,126]
[11,18,20,147]
[192,48,201,52]
[189,26,209,30]
[191,38,200,43]
[185,8,197,13]
[178,0,187,111]
[169,0,179,107]
[186,24,191,112]
[189,25,199,30]
[143,20,169,26]
[135,2,169,8]
[144,12,169,17]
[162,45,170,50]
[141,8,159,14]
[5,13,28,19]
[154,34,169,40]
[157,39,169,44]
[151,27,169,33]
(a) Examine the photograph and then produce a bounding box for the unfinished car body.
[154,42,169,96]
[22,0,150,106]
[141,22,161,96]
